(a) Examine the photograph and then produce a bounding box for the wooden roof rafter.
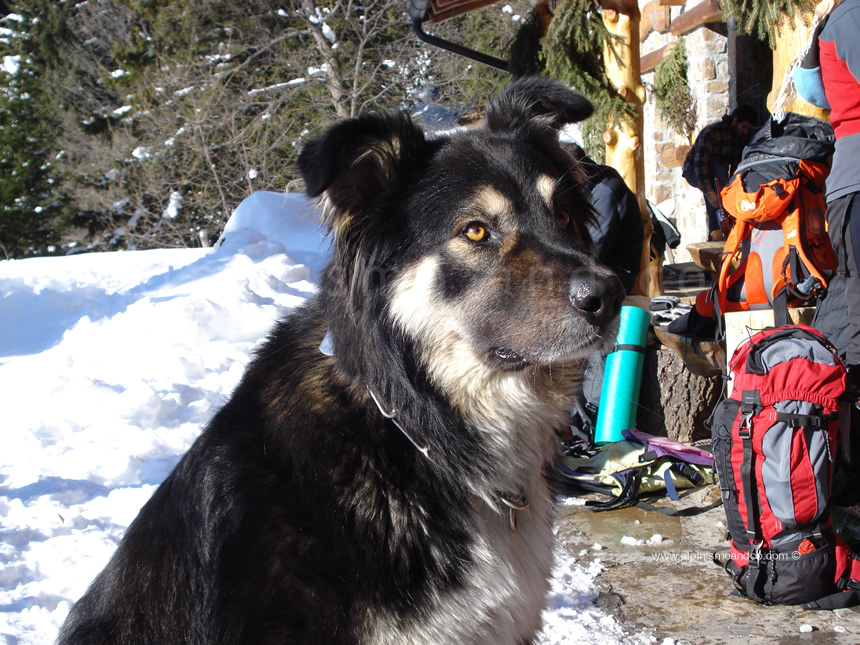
[406,0,511,71]
[406,0,727,82]
[410,0,502,23]
[670,0,722,36]
[641,0,725,71]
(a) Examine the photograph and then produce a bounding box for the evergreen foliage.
[507,7,545,78]
[721,0,815,47]
[0,6,68,258]
[540,0,635,161]
[654,38,696,142]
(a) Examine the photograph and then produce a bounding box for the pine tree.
[0,8,67,258]
[0,0,525,253]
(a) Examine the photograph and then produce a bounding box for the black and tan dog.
[57,77,624,645]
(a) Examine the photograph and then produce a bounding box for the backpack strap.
[660,461,707,501]
[641,497,723,516]
[773,289,789,327]
[782,186,831,292]
[801,590,860,610]
[745,543,768,602]
[738,388,767,601]
[715,220,749,318]
[663,466,678,501]
[586,469,642,511]
[738,390,762,542]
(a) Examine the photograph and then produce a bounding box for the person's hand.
[705,191,720,210]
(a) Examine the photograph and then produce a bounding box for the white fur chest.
[362,369,564,645]
[364,478,556,645]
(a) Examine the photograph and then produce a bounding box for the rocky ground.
[556,484,860,644]
[550,262,860,643]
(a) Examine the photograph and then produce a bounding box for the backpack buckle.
[841,578,860,592]
[739,391,760,432]
[748,541,764,567]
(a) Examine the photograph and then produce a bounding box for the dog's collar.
[366,385,528,532]
[325,332,434,464]
[366,386,433,463]
[498,491,529,531]
[329,330,529,532]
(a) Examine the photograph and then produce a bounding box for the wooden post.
[660,144,692,168]
[600,0,658,297]
[767,10,829,120]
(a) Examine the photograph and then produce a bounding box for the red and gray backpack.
[710,324,860,608]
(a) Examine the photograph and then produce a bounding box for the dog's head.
[299,77,624,384]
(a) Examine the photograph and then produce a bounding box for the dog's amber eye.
[463,223,489,243]
[558,208,571,227]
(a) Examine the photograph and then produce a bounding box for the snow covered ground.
[0,191,652,645]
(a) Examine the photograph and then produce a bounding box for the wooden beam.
[640,0,671,41]
[425,0,499,23]
[659,0,687,5]
[686,241,725,272]
[660,144,691,168]
[641,43,669,72]
[670,0,722,36]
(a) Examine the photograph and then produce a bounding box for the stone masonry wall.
[640,0,731,263]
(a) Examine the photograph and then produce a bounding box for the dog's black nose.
[569,269,625,327]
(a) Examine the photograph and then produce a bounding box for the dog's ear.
[485,77,593,135]
[298,112,427,214]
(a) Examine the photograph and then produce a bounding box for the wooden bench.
[685,241,725,273]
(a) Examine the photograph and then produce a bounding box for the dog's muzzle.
[568,269,625,328]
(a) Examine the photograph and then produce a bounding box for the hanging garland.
[721,0,815,46]
[654,38,696,142]
[536,0,636,161]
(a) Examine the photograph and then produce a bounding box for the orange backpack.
[696,114,836,321]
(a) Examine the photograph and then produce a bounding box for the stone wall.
[640,0,731,263]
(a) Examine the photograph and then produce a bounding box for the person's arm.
[612,191,645,293]
[588,172,643,293]
[693,126,718,199]
[832,5,860,85]
[585,178,613,260]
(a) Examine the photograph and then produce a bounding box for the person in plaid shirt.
[682,105,758,239]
